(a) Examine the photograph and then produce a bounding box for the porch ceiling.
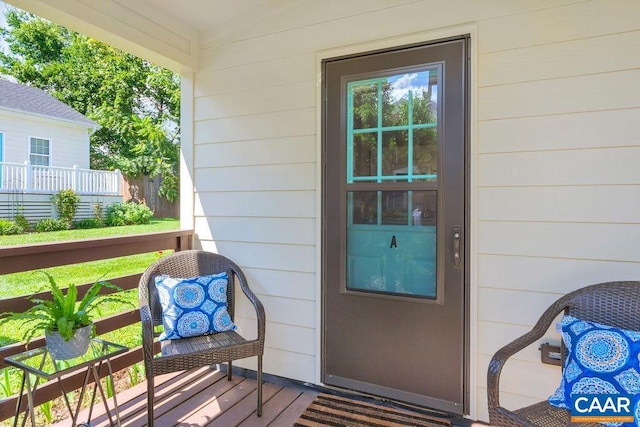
[3,0,285,72]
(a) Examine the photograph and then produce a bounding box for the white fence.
[0,161,121,195]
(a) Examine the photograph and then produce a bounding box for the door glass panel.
[414,128,438,176]
[412,71,438,125]
[350,191,378,225]
[411,190,437,227]
[347,67,440,184]
[345,65,441,299]
[381,130,408,177]
[347,190,437,298]
[382,191,407,225]
[351,83,379,129]
[353,132,378,179]
[382,81,406,128]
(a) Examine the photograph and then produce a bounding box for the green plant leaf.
[2,272,129,344]
[64,283,78,319]
[78,280,103,313]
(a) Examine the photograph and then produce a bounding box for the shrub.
[0,220,23,235]
[105,202,153,226]
[52,189,80,225]
[35,218,68,232]
[14,215,30,232]
[73,218,103,229]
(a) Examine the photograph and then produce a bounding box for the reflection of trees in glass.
[350,73,438,179]
[352,192,377,224]
[352,84,378,129]
[382,130,408,176]
[382,82,402,127]
[382,81,436,127]
[414,128,437,175]
[411,86,437,125]
[382,191,408,225]
[353,133,377,177]
[352,77,437,130]
[411,85,438,175]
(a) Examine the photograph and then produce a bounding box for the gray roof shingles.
[0,78,98,128]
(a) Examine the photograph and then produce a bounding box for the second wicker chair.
[487,281,640,426]
[138,250,266,426]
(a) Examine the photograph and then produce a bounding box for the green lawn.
[0,217,179,246]
[0,218,180,347]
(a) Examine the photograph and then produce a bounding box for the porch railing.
[0,229,193,422]
[0,161,121,195]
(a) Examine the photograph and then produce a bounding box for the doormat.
[294,393,452,427]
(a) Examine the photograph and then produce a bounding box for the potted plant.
[0,272,129,360]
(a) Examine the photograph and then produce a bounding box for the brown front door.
[322,36,468,414]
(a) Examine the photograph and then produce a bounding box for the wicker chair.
[139,250,266,426]
[487,281,640,427]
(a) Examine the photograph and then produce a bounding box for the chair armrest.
[234,269,266,343]
[487,295,569,418]
[139,304,156,368]
[248,289,266,343]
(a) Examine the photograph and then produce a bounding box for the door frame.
[315,27,476,415]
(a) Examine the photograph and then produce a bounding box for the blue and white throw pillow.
[154,272,237,341]
[549,315,640,426]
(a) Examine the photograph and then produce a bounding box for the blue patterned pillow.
[154,272,237,341]
[549,315,640,421]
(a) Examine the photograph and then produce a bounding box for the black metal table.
[5,338,128,427]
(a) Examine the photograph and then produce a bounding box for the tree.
[0,8,180,202]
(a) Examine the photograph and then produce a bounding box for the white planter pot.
[45,324,93,360]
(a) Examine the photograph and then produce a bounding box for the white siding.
[0,110,90,168]
[189,0,640,422]
[474,0,640,421]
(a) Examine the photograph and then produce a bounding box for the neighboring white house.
[0,78,97,168]
[5,0,640,423]
[0,78,121,220]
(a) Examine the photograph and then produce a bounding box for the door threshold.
[318,383,479,427]
[223,364,480,426]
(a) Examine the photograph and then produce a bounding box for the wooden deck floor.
[50,367,318,427]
